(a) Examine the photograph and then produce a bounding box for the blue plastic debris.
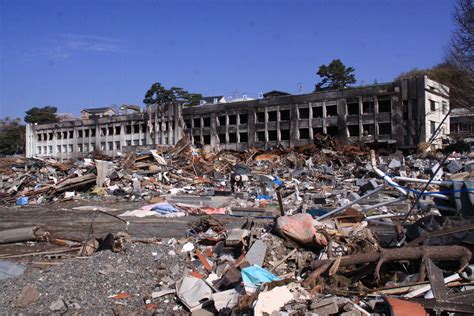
[151,202,179,215]
[15,197,28,205]
[256,195,272,201]
[273,176,283,187]
[241,265,281,289]
[307,208,329,217]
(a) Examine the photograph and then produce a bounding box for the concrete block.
[245,240,266,267]
[310,297,339,314]
[191,308,214,316]
[378,165,388,173]
[225,229,249,246]
[360,179,378,193]
[347,192,361,201]
[464,161,474,173]
[446,160,463,174]
[429,163,444,180]
[388,158,401,169]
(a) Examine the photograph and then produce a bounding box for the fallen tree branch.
[310,245,472,281]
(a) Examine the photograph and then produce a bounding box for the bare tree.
[448,0,474,76]
[441,0,474,111]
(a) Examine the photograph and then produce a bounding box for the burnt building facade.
[183,75,449,151]
[25,75,449,159]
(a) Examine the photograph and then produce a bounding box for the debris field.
[1,136,474,315]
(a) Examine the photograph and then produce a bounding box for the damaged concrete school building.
[25,75,450,159]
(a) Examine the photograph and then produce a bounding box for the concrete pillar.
[374,96,380,141]
[248,108,256,147]
[225,113,229,144]
[174,103,182,145]
[25,124,34,158]
[337,99,348,142]
[160,118,165,145]
[264,107,268,143]
[95,124,100,152]
[72,127,78,159]
[210,112,217,147]
[153,106,158,145]
[392,95,405,146]
[290,104,298,147]
[322,101,327,134]
[120,122,125,148]
[358,97,363,139]
[53,130,57,158]
[277,107,281,142]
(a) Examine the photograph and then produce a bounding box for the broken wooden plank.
[0,247,81,259]
[270,248,297,272]
[426,258,447,300]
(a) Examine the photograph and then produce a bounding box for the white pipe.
[370,150,408,196]
[316,185,384,221]
[404,273,460,298]
[393,176,443,185]
[361,196,407,212]
[366,213,405,220]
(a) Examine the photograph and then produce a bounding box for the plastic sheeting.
[241,265,281,289]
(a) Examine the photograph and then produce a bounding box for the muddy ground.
[0,200,254,314]
[0,200,245,256]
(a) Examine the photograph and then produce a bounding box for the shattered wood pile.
[1,135,474,314]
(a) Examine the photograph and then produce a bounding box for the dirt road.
[0,200,244,256]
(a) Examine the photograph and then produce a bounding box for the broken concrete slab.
[310,297,339,315]
[211,289,239,312]
[225,229,249,246]
[388,158,402,169]
[429,162,444,180]
[176,275,213,312]
[0,261,25,280]
[446,160,463,174]
[245,240,266,267]
[253,286,293,316]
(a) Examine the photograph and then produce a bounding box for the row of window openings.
[429,100,449,114]
[430,121,446,135]
[187,103,392,129]
[37,123,173,141]
[36,137,155,154]
[347,123,392,137]
[193,124,392,145]
[451,122,472,133]
[346,99,391,115]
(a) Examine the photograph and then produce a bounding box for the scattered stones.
[49,298,66,311]
[16,285,40,307]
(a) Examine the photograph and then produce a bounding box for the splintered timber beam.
[310,245,472,280]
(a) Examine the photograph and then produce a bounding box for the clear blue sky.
[0,0,455,119]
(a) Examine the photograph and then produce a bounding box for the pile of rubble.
[1,136,474,314]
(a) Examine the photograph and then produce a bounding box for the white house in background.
[200,95,256,105]
[199,96,227,106]
[228,95,255,103]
